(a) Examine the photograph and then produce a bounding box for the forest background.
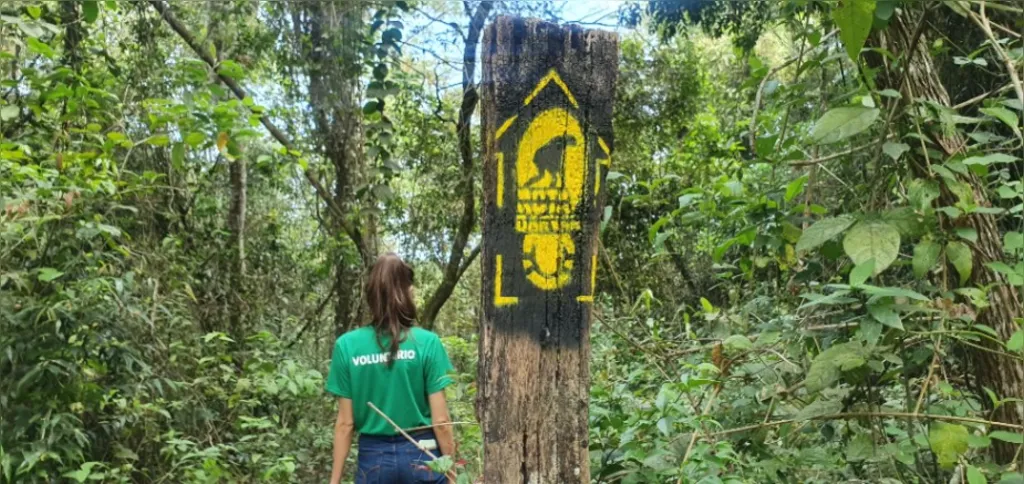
[2,0,1024,482]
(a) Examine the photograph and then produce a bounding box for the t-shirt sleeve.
[425,335,455,394]
[325,338,352,398]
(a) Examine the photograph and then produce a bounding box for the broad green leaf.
[795,398,842,421]
[844,221,900,275]
[1008,330,1024,352]
[373,63,389,81]
[785,175,808,202]
[929,422,969,468]
[878,88,901,98]
[963,153,1018,166]
[909,178,941,211]
[968,434,992,449]
[185,132,205,147]
[806,342,867,392]
[797,215,856,252]
[913,238,941,279]
[38,268,64,282]
[82,1,99,23]
[171,143,185,171]
[986,261,1024,285]
[372,184,394,200]
[990,431,1024,444]
[656,417,671,436]
[799,290,858,309]
[26,37,56,59]
[1006,232,1024,255]
[868,302,904,330]
[957,227,979,243]
[219,60,244,80]
[0,105,17,121]
[850,259,874,286]
[874,0,895,20]
[832,0,877,60]
[860,285,930,301]
[811,107,880,144]
[147,134,170,147]
[967,466,987,484]
[846,432,875,462]
[947,241,973,285]
[882,141,909,161]
[981,107,1021,136]
[723,334,753,352]
[382,27,403,44]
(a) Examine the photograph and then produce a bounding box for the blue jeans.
[356,431,447,483]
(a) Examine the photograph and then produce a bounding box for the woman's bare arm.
[428,390,457,458]
[330,398,355,484]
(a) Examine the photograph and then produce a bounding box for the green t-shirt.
[326,326,454,436]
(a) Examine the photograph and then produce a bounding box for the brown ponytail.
[365,252,417,367]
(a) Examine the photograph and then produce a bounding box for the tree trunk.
[204,0,248,341]
[478,16,617,482]
[871,8,1024,464]
[289,1,373,337]
[228,156,247,339]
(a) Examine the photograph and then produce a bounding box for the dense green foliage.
[2,0,1023,483]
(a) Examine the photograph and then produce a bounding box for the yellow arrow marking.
[577,255,598,303]
[595,137,611,200]
[497,152,505,208]
[496,115,517,141]
[494,254,519,307]
[523,69,578,109]
[598,137,611,162]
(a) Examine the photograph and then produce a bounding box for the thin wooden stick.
[367,402,457,481]
[403,421,478,433]
[706,411,1024,439]
[677,384,723,483]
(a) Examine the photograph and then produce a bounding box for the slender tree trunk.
[871,8,1024,463]
[289,1,373,336]
[205,0,248,340]
[228,156,247,338]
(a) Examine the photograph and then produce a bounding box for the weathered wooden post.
[478,16,618,483]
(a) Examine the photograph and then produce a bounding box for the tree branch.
[456,244,481,281]
[286,276,343,349]
[420,0,492,327]
[706,411,1024,440]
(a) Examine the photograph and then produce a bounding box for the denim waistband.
[359,429,435,445]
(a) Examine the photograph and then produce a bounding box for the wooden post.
[478,16,618,483]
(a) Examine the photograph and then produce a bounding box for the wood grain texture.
[478,15,617,483]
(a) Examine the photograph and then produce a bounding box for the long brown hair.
[365,252,416,367]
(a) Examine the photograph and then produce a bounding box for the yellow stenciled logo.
[516,107,584,290]
[492,68,607,305]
